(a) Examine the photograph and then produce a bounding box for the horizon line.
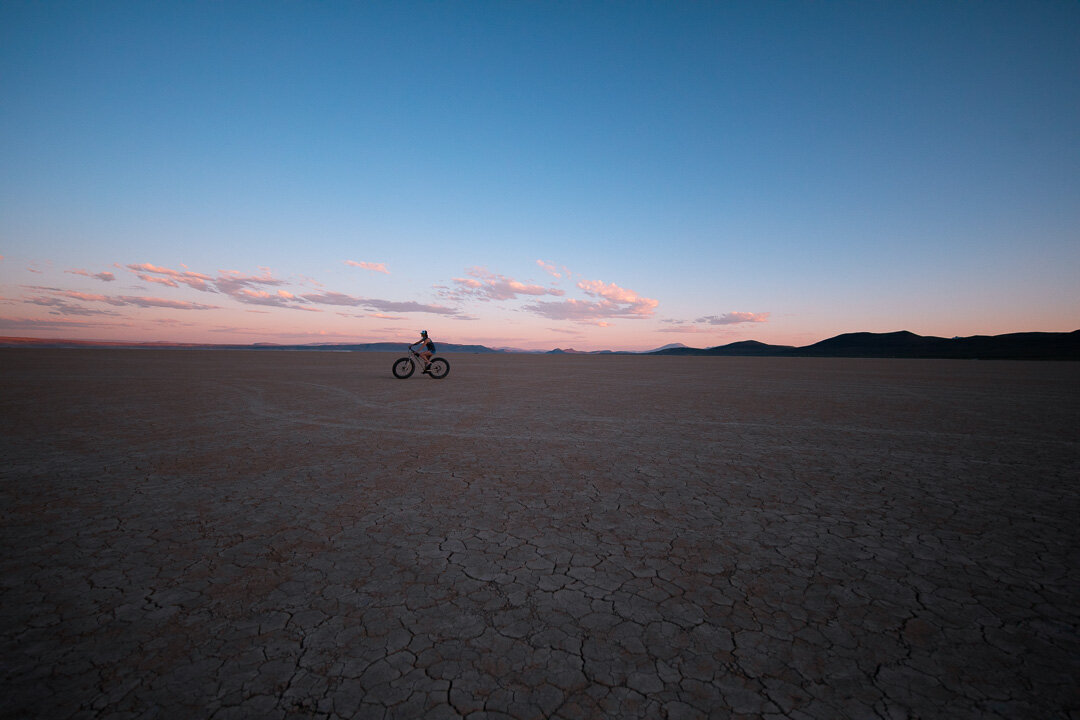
[2,328,1078,356]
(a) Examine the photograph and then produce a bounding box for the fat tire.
[428,358,450,379]
[392,357,415,379]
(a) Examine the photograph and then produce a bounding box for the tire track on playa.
[214,377,588,445]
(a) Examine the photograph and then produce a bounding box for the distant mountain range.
[1,330,1077,360]
[647,330,1080,360]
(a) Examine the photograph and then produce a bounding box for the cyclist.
[410,330,437,373]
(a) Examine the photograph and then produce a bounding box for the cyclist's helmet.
[420,330,428,336]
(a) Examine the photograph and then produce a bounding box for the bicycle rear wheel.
[428,358,450,379]
[392,357,415,378]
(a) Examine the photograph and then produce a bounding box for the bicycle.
[392,347,450,379]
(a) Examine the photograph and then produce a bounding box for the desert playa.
[2,349,1077,719]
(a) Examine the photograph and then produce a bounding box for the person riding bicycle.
[409,330,437,373]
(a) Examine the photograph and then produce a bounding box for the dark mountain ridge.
[650,330,1080,360]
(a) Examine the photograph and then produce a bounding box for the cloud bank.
[300,291,458,315]
[451,267,565,302]
[15,261,465,324]
[521,278,658,324]
[28,288,219,313]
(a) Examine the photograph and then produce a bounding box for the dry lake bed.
[1,349,1077,719]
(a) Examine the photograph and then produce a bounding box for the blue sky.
[2,1,1077,350]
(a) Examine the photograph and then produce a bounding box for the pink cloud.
[215,268,286,293]
[536,260,566,279]
[238,288,282,302]
[215,269,316,310]
[522,277,658,323]
[452,267,565,302]
[697,312,770,325]
[522,298,627,322]
[345,260,390,274]
[230,287,309,309]
[117,260,464,317]
[577,279,658,316]
[66,269,116,282]
[56,290,109,302]
[300,291,362,307]
[135,273,179,287]
[233,288,321,311]
[296,274,324,288]
[127,263,213,290]
[127,263,309,310]
[300,291,460,316]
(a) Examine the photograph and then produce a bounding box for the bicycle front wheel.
[392,357,415,378]
[427,358,450,379]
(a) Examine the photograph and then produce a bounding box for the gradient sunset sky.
[2,1,1077,351]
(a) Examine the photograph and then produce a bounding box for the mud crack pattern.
[1,350,1077,719]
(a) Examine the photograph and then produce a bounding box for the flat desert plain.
[1,349,1077,720]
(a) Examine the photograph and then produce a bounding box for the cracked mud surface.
[2,349,1077,719]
